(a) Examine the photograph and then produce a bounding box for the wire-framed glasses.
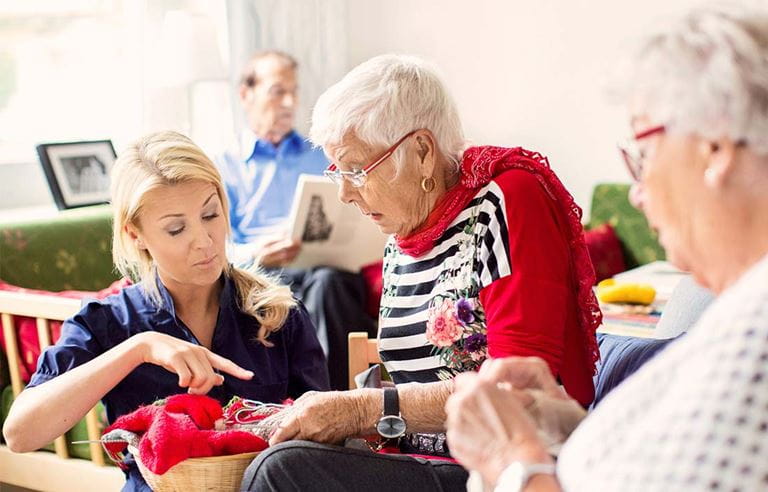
[324,130,417,187]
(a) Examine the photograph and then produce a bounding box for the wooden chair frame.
[347,332,381,389]
[0,290,123,491]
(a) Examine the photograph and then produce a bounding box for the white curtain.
[225,0,349,139]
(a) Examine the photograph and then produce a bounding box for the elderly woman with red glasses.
[240,54,600,491]
[444,5,768,491]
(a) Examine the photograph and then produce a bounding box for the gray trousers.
[240,441,468,491]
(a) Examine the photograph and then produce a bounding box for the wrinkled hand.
[269,390,369,446]
[479,356,568,400]
[255,237,301,268]
[522,389,586,453]
[478,357,585,449]
[446,372,552,487]
[134,332,253,395]
[479,357,585,447]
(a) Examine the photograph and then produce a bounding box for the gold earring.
[421,176,436,193]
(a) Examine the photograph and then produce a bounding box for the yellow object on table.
[596,279,656,305]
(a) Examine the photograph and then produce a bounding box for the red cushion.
[0,278,131,383]
[584,224,627,283]
[359,260,383,319]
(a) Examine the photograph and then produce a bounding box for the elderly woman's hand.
[479,357,586,449]
[446,372,553,487]
[479,356,568,399]
[270,389,377,446]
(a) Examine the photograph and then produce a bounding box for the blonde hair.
[110,130,295,344]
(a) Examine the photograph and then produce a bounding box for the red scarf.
[396,146,602,367]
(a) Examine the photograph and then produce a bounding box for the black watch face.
[376,415,406,439]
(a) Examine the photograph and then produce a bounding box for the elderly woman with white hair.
[240,55,600,490]
[445,4,768,491]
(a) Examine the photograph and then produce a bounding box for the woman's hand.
[269,389,375,445]
[134,332,253,394]
[478,357,586,446]
[479,356,569,400]
[446,371,553,488]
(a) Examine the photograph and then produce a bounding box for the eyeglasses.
[617,125,665,182]
[324,130,417,187]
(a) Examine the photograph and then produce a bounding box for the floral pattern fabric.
[0,205,117,291]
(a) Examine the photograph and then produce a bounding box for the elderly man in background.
[216,50,376,390]
[446,4,768,491]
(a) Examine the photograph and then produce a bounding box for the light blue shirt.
[216,130,328,244]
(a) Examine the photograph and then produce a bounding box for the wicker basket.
[129,446,260,492]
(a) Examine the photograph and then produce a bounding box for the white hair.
[310,54,465,171]
[619,3,768,154]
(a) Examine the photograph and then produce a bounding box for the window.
[0,0,229,166]
[0,1,144,164]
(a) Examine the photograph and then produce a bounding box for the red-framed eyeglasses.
[324,130,417,188]
[617,125,665,182]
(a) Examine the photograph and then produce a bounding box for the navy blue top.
[28,274,329,491]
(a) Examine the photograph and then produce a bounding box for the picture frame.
[36,140,117,210]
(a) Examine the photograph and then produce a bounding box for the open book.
[286,174,389,272]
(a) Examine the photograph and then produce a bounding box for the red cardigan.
[478,170,595,406]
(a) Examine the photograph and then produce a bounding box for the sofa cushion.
[360,260,383,318]
[588,184,665,268]
[584,223,626,283]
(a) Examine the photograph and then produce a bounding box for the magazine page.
[287,174,388,272]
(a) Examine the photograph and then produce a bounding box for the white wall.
[345,0,705,217]
[2,0,711,213]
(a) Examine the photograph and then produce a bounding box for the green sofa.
[0,205,118,291]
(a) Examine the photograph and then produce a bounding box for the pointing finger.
[207,352,254,380]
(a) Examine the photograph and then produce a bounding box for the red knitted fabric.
[103,394,268,474]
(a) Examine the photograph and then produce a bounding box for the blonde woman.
[2,131,329,491]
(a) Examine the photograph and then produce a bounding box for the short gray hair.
[310,54,465,170]
[619,3,768,154]
[240,50,298,88]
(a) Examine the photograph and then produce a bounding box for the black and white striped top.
[378,179,513,384]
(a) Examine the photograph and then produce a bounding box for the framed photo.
[36,140,116,210]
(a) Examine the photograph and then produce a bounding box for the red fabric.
[396,146,602,377]
[477,171,595,406]
[584,224,627,283]
[0,278,131,382]
[378,446,457,463]
[360,260,384,318]
[104,394,268,475]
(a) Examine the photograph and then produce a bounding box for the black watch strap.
[383,387,399,416]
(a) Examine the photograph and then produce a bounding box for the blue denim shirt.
[28,274,329,491]
[215,130,328,243]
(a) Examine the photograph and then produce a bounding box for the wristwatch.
[375,387,407,439]
[494,461,556,492]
